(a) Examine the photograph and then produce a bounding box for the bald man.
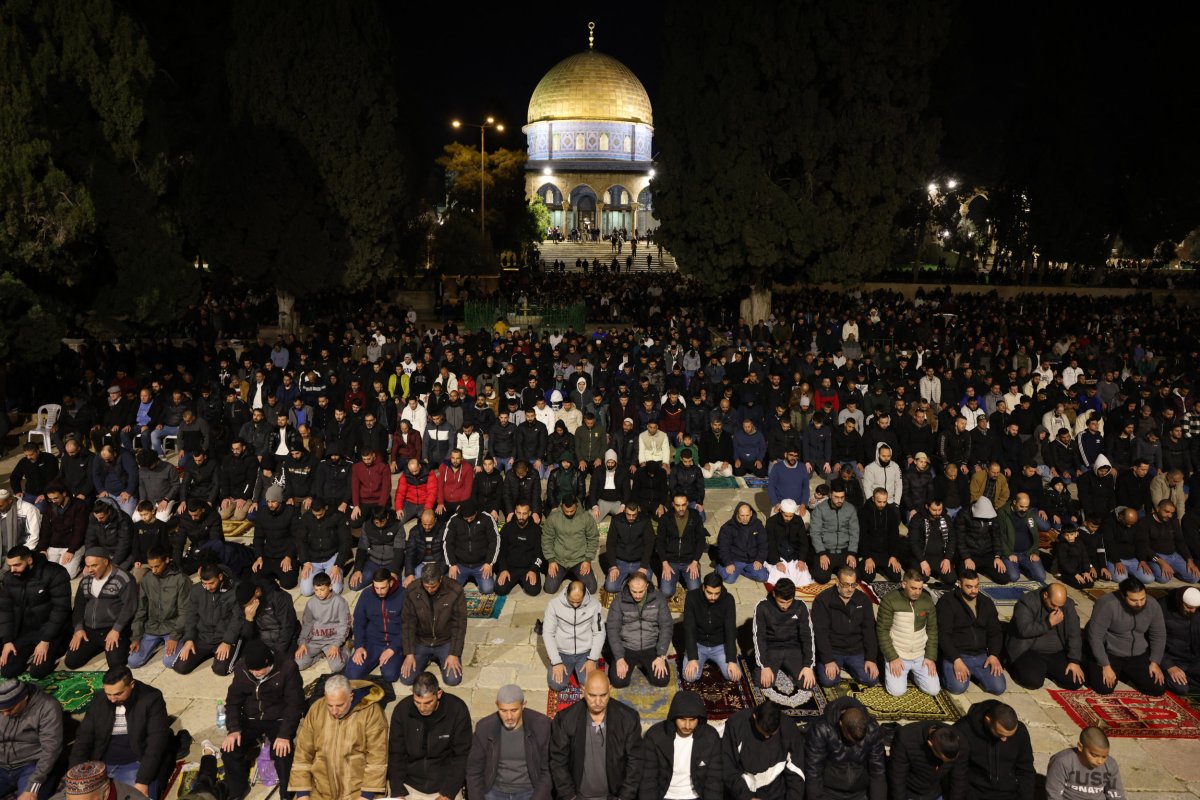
[548,671,642,800]
[1005,584,1086,689]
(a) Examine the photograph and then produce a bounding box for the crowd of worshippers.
[0,652,1136,800]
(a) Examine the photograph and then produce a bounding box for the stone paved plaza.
[3,449,1199,798]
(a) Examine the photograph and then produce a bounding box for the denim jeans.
[1149,552,1199,583]
[344,643,403,683]
[399,641,461,686]
[941,652,1007,695]
[683,643,735,680]
[128,634,181,669]
[884,656,941,697]
[150,425,180,456]
[485,791,534,800]
[107,762,158,799]
[1005,553,1047,583]
[721,561,769,584]
[604,559,646,592]
[1106,559,1155,584]
[454,563,496,594]
[547,651,594,691]
[0,763,39,800]
[658,561,702,596]
[816,653,879,687]
[349,560,387,591]
[300,554,344,596]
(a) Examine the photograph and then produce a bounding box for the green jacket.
[541,508,599,568]
[574,423,608,464]
[876,588,938,662]
[998,507,1041,558]
[131,565,190,640]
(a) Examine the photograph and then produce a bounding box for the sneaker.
[201,739,220,758]
[533,619,543,636]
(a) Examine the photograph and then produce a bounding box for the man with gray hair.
[466,684,553,800]
[291,674,388,800]
[388,672,472,800]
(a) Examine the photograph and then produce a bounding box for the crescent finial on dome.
[588,21,595,49]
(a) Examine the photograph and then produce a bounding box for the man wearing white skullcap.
[1161,586,1200,694]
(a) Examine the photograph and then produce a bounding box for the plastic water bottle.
[216,701,226,730]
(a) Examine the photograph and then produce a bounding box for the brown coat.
[290,681,389,800]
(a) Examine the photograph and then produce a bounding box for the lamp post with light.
[452,117,504,237]
[912,178,957,281]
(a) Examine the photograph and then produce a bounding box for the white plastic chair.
[27,404,62,453]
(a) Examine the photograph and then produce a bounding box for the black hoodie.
[888,721,967,800]
[640,692,723,800]
[721,706,806,800]
[951,699,1035,800]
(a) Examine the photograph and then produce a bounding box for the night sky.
[388,5,664,165]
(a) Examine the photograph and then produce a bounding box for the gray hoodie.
[298,592,351,648]
[0,685,63,790]
[1085,591,1166,665]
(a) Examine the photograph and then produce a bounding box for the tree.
[437,143,540,255]
[653,0,949,293]
[0,0,199,361]
[210,0,419,291]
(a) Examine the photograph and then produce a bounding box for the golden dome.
[527,50,653,126]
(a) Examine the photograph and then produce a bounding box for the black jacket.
[295,509,352,566]
[765,512,810,564]
[804,696,886,800]
[388,691,473,798]
[810,585,877,660]
[443,511,500,567]
[184,568,240,647]
[181,458,220,506]
[909,511,956,563]
[954,510,1003,562]
[0,554,73,645]
[654,509,708,566]
[753,595,815,670]
[629,465,669,513]
[240,583,299,654]
[888,721,967,800]
[549,696,642,800]
[281,451,318,499]
[503,469,543,517]
[253,503,298,561]
[1005,588,1082,664]
[496,519,545,574]
[311,456,353,505]
[605,513,655,568]
[515,421,548,462]
[173,509,223,566]
[71,682,172,785]
[220,451,259,501]
[471,467,505,513]
[405,518,448,575]
[466,710,553,800]
[856,501,903,561]
[355,518,406,573]
[952,699,1035,800]
[86,511,133,570]
[225,657,305,738]
[936,590,1003,661]
[544,465,588,510]
[668,462,705,504]
[640,692,722,800]
[683,587,737,662]
[1160,587,1200,671]
[722,707,805,800]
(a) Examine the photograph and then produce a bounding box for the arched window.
[599,133,609,151]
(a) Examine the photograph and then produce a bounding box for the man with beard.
[0,545,73,678]
[465,684,553,800]
[935,570,1007,695]
[681,573,742,683]
[640,690,723,800]
[1160,586,1200,695]
[811,566,879,688]
[1005,583,1086,690]
[387,672,472,799]
[1084,577,1167,696]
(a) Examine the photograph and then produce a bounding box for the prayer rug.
[222,519,253,538]
[25,670,104,713]
[1083,586,1169,602]
[464,589,506,619]
[980,580,1041,610]
[704,476,740,489]
[822,682,963,723]
[796,580,834,601]
[678,659,756,721]
[741,476,769,489]
[1049,689,1200,739]
[746,670,827,720]
[175,759,226,797]
[599,584,687,614]
[547,657,682,723]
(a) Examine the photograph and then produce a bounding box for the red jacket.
[394,466,438,509]
[436,463,474,506]
[352,459,392,507]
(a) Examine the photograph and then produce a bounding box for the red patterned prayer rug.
[1048,689,1200,739]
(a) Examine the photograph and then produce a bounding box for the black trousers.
[811,551,857,584]
[222,719,293,800]
[64,626,129,669]
[957,556,1010,585]
[173,640,238,676]
[856,553,902,583]
[494,569,542,596]
[0,633,68,679]
[1008,650,1083,690]
[610,647,671,688]
[257,557,299,590]
[1086,651,1166,696]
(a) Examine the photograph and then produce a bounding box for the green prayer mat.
[24,670,105,713]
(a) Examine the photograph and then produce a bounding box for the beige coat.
[290,681,388,800]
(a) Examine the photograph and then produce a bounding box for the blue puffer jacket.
[352,575,405,651]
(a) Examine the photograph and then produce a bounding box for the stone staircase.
[534,239,679,272]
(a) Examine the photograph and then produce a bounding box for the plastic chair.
[27,404,62,453]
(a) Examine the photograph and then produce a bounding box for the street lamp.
[451,117,504,237]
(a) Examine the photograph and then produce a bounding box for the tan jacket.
[290,681,388,800]
[969,470,1010,510]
